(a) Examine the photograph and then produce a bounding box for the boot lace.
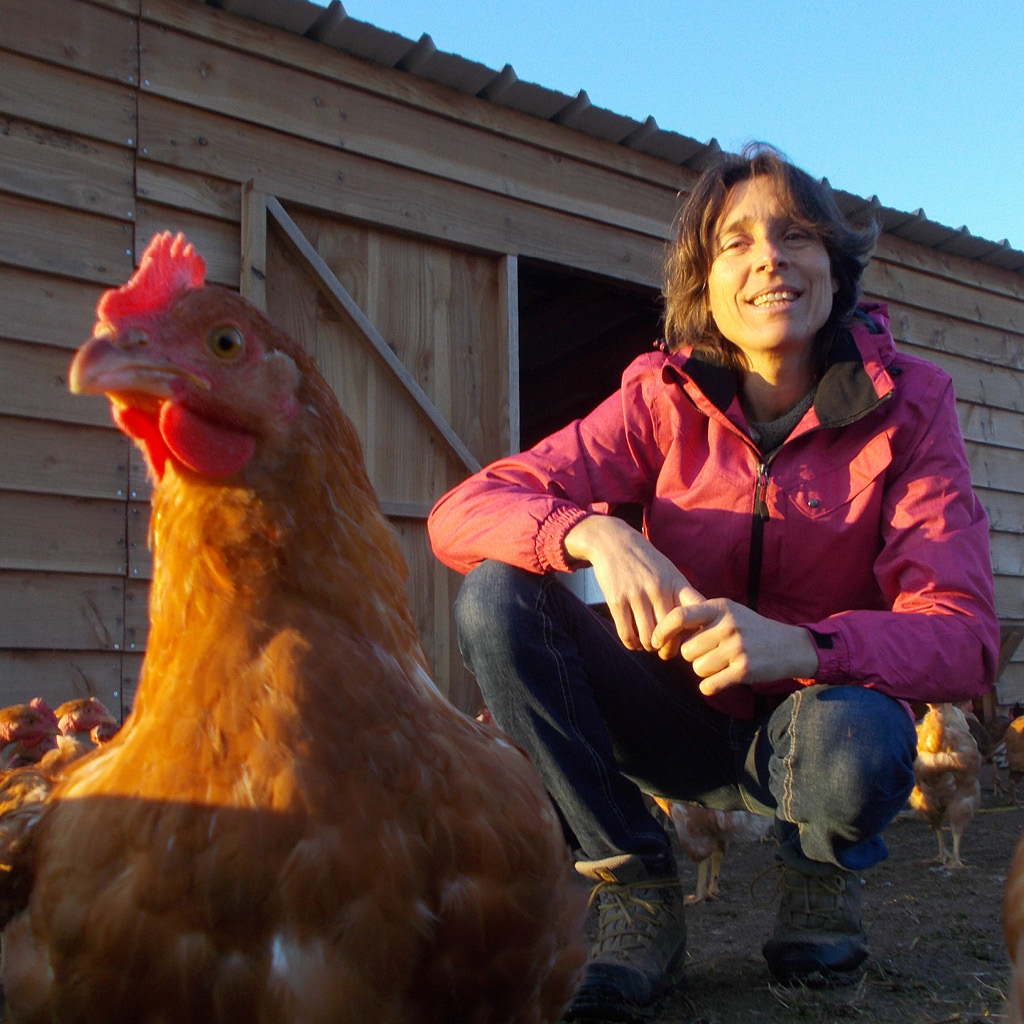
[752,862,858,933]
[589,877,683,955]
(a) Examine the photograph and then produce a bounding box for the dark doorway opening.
[517,259,665,451]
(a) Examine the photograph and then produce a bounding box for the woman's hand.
[651,599,819,695]
[564,516,704,652]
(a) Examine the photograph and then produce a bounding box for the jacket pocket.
[781,431,893,520]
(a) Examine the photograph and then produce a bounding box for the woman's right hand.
[564,515,704,654]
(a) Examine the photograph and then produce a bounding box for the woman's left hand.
[650,598,819,695]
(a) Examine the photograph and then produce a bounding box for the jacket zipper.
[743,389,894,612]
[747,458,772,611]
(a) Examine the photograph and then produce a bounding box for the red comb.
[97,232,207,322]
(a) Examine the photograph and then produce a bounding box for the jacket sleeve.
[801,371,1000,703]
[427,357,664,576]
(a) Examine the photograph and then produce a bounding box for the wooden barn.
[1,0,1022,722]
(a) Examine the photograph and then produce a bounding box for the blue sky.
[336,0,1024,253]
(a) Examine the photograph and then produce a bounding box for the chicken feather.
[0,232,586,1024]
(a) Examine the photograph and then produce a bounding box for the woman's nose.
[755,239,788,271]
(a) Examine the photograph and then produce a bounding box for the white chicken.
[654,797,772,903]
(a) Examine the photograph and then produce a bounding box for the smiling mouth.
[750,289,801,307]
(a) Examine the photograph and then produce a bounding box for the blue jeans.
[454,561,917,875]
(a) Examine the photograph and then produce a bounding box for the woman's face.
[706,175,837,365]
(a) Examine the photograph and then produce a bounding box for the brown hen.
[908,702,982,870]
[0,232,585,1024]
[999,715,1024,803]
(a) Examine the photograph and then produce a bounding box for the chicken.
[0,232,586,1024]
[999,716,1024,804]
[53,696,117,748]
[89,719,120,745]
[0,729,105,931]
[0,700,59,771]
[653,797,771,903]
[908,703,982,869]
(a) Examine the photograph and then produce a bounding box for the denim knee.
[768,684,916,870]
[453,561,539,668]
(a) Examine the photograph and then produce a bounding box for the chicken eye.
[207,326,245,361]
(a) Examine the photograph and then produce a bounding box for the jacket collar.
[662,303,896,429]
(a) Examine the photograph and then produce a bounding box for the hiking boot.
[563,854,687,1022]
[761,859,868,987]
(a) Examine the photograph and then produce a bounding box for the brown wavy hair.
[662,143,879,369]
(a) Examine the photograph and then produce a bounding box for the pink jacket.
[428,304,1000,718]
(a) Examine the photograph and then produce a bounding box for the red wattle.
[112,404,170,481]
[159,403,256,479]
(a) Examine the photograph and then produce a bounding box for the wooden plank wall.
[0,0,141,716]
[861,238,1024,700]
[1,0,1022,713]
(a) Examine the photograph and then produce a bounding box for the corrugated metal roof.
[209,0,1024,274]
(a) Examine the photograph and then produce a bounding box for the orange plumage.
[908,702,981,870]
[0,232,585,1024]
[999,715,1024,803]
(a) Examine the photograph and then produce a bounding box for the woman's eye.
[207,326,245,361]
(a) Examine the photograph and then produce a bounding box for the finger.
[656,635,684,661]
[650,607,685,650]
[690,647,732,679]
[698,663,744,695]
[695,644,750,685]
[651,602,715,650]
[607,600,641,651]
[632,599,660,652]
[679,625,723,664]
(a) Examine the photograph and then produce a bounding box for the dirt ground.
[643,761,1019,1024]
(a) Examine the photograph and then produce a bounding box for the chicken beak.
[69,333,207,399]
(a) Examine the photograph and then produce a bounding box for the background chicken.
[996,715,1024,803]
[0,700,59,771]
[653,797,772,903]
[909,702,982,870]
[0,232,585,1024]
[0,725,106,931]
[53,697,117,750]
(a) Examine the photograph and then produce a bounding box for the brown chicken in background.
[653,797,772,903]
[0,723,108,929]
[908,702,982,870]
[0,701,59,771]
[996,715,1024,803]
[53,697,117,748]
[0,232,586,1024]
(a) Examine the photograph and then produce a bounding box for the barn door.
[242,187,517,712]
